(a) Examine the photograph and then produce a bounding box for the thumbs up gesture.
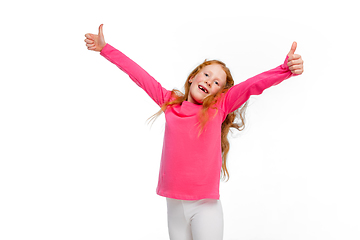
[287,41,304,75]
[84,24,106,52]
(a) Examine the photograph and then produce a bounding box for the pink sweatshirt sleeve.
[221,55,298,115]
[100,44,171,107]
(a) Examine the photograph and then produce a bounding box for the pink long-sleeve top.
[100,43,297,200]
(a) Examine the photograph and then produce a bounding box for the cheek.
[190,84,198,94]
[191,78,199,84]
[212,89,220,94]
[213,85,226,95]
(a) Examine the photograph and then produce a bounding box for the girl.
[84,24,304,240]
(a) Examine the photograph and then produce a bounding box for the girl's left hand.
[287,41,304,75]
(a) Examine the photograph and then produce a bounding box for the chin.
[190,97,203,105]
[194,99,203,105]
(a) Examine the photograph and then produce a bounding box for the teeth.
[199,85,208,93]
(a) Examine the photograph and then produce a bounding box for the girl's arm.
[100,44,171,107]
[85,24,171,107]
[221,42,303,115]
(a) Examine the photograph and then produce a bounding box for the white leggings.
[166,198,224,240]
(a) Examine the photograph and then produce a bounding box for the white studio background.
[1,0,359,240]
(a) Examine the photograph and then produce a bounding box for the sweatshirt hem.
[157,191,220,200]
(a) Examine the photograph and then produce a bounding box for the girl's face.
[188,64,227,105]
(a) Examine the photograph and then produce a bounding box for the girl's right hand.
[84,24,106,52]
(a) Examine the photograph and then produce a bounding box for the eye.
[215,81,219,85]
[204,73,209,77]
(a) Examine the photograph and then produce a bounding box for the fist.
[287,41,304,75]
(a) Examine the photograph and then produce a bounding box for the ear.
[189,77,193,83]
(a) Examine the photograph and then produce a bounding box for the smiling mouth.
[198,85,209,93]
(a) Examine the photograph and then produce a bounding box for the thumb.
[288,41,297,57]
[98,24,104,37]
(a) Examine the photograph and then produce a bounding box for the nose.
[205,80,211,86]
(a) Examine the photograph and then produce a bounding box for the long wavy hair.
[149,60,248,182]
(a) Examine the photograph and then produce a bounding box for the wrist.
[99,43,107,52]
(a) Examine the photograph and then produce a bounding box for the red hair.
[149,60,248,181]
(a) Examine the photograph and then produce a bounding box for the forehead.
[202,64,226,80]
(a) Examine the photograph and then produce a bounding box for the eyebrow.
[204,69,213,75]
[206,70,221,80]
